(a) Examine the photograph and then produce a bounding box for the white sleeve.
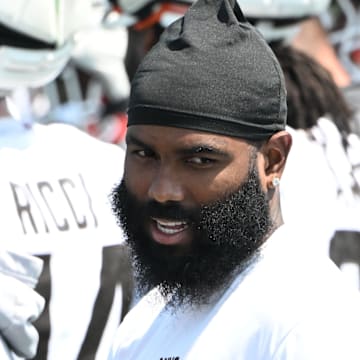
[0,251,45,359]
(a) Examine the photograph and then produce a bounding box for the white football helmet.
[72,25,130,102]
[239,0,331,41]
[107,0,194,29]
[0,0,105,91]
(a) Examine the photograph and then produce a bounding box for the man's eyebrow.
[126,134,229,157]
[178,144,229,157]
[126,133,150,148]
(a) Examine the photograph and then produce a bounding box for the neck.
[269,191,284,231]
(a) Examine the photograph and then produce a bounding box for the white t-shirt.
[0,119,132,359]
[108,225,360,360]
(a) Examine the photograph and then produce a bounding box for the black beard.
[111,163,273,308]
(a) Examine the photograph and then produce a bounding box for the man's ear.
[262,131,292,188]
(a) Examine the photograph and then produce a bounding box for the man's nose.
[147,168,184,203]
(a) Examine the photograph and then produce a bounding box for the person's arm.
[0,251,45,359]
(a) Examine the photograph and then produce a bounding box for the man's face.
[111,125,273,307]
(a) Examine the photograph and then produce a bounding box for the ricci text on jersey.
[10,173,98,234]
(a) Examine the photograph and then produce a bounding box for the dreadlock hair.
[270,41,353,146]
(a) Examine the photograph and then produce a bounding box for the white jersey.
[281,121,338,255]
[0,119,132,360]
[281,118,360,288]
[108,224,360,360]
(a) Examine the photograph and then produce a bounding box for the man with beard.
[108,0,360,359]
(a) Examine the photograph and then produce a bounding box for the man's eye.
[134,149,154,158]
[187,157,215,165]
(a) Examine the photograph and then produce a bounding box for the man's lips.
[150,217,191,245]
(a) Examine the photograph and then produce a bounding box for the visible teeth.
[155,219,187,226]
[152,218,188,234]
[157,224,182,234]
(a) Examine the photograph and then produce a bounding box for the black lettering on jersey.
[59,178,87,228]
[11,182,50,234]
[11,174,98,234]
[38,181,70,231]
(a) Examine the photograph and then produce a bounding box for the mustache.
[144,200,198,222]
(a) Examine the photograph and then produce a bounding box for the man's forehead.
[126,124,249,148]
